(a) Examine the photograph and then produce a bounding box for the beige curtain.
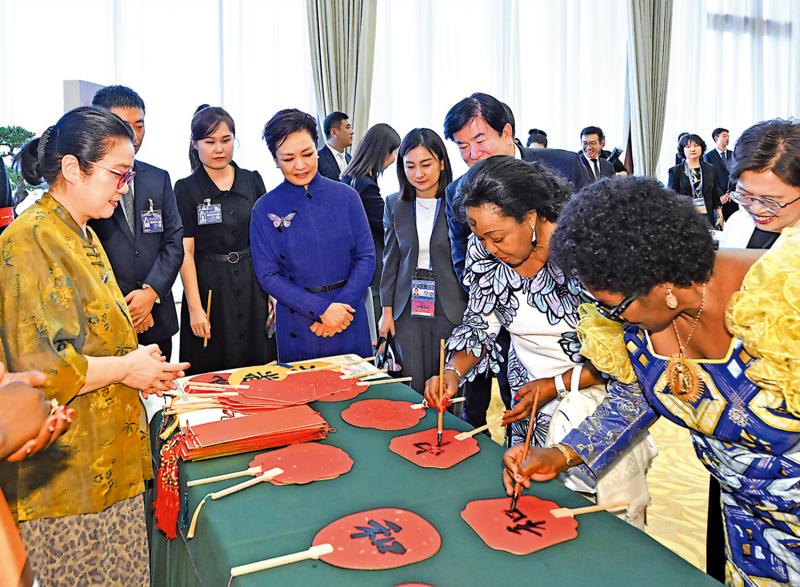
[626,0,673,177]
[306,0,377,143]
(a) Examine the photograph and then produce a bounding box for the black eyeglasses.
[92,163,136,189]
[580,291,637,322]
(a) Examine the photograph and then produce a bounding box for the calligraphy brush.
[203,289,213,349]
[437,339,445,446]
[510,388,540,512]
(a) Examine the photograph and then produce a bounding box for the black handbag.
[375,332,403,377]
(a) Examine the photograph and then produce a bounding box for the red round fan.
[249,443,353,485]
[389,428,479,469]
[311,508,441,570]
[461,495,578,555]
[340,399,424,431]
[230,508,441,579]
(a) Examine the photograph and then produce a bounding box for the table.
[150,380,721,586]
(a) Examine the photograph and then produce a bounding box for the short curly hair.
[550,176,714,296]
[455,156,570,224]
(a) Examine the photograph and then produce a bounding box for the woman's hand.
[0,362,75,461]
[423,370,460,410]
[309,322,342,337]
[5,403,75,462]
[501,378,557,426]
[189,306,211,339]
[378,308,395,338]
[320,303,355,329]
[502,445,569,495]
[122,344,190,395]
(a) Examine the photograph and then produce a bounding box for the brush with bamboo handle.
[510,389,540,512]
[203,289,212,349]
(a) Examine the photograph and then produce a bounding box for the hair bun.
[193,104,211,116]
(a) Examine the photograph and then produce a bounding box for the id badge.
[410,277,436,318]
[141,200,164,233]
[197,199,223,225]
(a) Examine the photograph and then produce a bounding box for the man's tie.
[722,151,730,170]
[123,182,135,234]
[592,159,600,179]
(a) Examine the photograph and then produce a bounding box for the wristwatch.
[142,283,160,303]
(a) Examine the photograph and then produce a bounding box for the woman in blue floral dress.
[510,172,800,586]
[424,156,655,527]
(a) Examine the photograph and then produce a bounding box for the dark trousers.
[706,477,726,581]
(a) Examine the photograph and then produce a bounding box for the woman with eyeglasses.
[1,107,190,585]
[719,119,800,249]
[175,105,277,375]
[423,156,655,528]
[668,133,724,229]
[709,118,800,580]
[507,175,800,586]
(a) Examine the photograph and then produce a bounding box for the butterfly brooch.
[267,210,298,232]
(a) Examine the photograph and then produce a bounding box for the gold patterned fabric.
[727,225,800,417]
[0,193,151,521]
[575,303,637,383]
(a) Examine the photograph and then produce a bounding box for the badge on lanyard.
[197,198,223,225]
[141,198,164,233]
[410,276,436,318]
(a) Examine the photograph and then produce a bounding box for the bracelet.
[553,373,567,399]
[444,364,463,381]
[550,443,576,467]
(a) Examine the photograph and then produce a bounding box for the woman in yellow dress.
[0,106,189,586]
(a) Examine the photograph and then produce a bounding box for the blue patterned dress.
[566,317,800,586]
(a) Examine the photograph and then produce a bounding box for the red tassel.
[153,431,185,540]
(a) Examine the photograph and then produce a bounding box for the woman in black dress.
[176,105,276,374]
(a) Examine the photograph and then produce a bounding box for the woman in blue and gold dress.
[251,109,374,363]
[505,176,800,586]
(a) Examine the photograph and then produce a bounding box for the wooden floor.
[486,385,708,572]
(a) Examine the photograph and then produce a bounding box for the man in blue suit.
[317,111,353,181]
[90,85,184,360]
[704,127,737,220]
[442,92,590,427]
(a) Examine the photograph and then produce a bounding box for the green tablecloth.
[150,382,720,587]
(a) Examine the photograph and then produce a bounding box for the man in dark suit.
[442,92,590,427]
[317,111,353,180]
[704,127,737,220]
[444,93,590,281]
[90,85,184,360]
[578,126,615,182]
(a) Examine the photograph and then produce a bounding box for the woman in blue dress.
[250,109,374,363]
[509,175,800,586]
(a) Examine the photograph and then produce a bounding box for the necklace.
[665,284,706,403]
[416,198,436,210]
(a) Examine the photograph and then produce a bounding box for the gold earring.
[665,288,679,309]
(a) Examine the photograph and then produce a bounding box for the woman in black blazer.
[341,123,401,326]
[379,129,467,394]
[668,133,723,228]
